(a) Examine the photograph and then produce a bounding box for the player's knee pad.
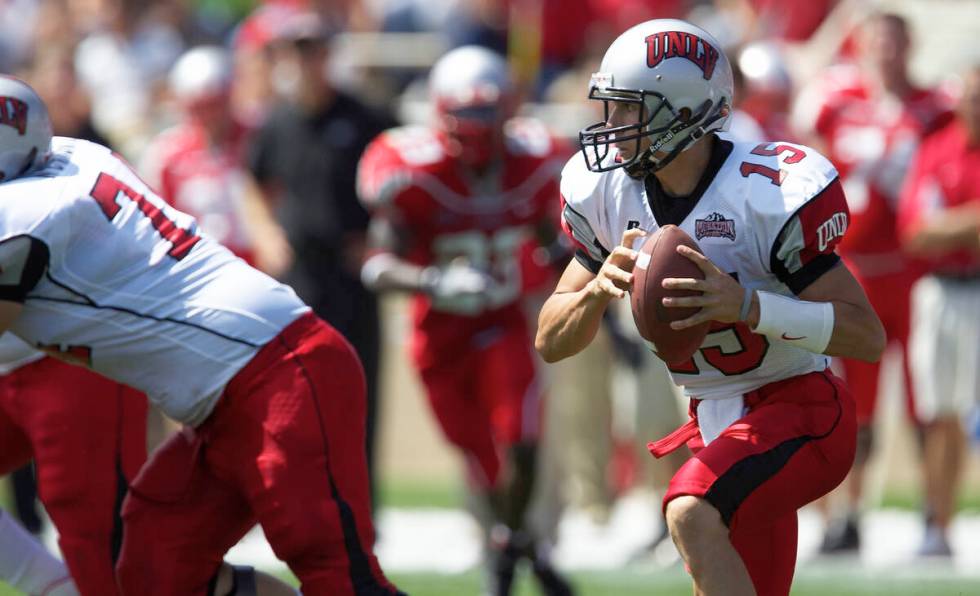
[853,425,874,467]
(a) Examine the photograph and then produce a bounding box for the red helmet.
[429,46,514,168]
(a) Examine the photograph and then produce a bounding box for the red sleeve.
[897,139,932,244]
[356,134,401,213]
[770,178,849,294]
[812,96,838,140]
[356,134,428,224]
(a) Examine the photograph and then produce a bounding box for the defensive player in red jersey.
[141,45,292,275]
[357,46,572,596]
[898,64,980,558]
[537,19,884,596]
[0,77,401,596]
[0,337,146,596]
[793,12,953,553]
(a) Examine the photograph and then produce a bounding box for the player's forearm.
[360,252,427,293]
[534,282,611,362]
[823,300,886,362]
[749,289,885,363]
[904,204,980,256]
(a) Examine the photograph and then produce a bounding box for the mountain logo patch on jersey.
[695,212,735,241]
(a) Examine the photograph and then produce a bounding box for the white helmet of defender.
[169,45,233,105]
[580,19,734,173]
[429,45,515,167]
[0,76,52,182]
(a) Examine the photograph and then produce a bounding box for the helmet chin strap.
[630,104,729,178]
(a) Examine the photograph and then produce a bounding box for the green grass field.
[0,569,978,596]
[3,479,980,595]
[374,476,980,514]
[384,569,980,596]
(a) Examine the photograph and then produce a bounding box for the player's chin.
[617,151,637,162]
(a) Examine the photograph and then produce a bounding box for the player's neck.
[652,136,715,198]
[297,82,336,113]
[870,70,914,100]
[200,119,232,146]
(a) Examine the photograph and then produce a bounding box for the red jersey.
[140,121,257,264]
[748,0,834,41]
[804,65,952,273]
[899,119,980,275]
[357,120,562,363]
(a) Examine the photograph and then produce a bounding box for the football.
[630,225,710,364]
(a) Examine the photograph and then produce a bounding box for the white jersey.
[560,135,849,402]
[0,138,309,425]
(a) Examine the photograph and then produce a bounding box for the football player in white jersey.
[534,20,885,596]
[0,77,401,596]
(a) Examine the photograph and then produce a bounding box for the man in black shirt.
[248,12,396,503]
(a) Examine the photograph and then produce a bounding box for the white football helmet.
[580,19,733,173]
[738,42,791,94]
[169,46,232,105]
[429,45,514,167]
[0,76,52,182]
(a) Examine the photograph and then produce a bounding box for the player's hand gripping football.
[588,227,646,300]
[661,245,747,329]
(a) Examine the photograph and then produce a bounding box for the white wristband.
[753,290,835,354]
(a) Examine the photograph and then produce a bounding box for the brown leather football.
[630,225,710,364]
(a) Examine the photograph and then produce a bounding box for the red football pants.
[116,313,400,596]
[0,357,147,596]
[416,322,541,489]
[661,370,857,596]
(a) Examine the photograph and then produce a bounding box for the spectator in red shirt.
[142,45,292,275]
[793,12,952,554]
[898,64,980,557]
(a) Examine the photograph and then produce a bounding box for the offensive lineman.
[535,19,884,596]
[0,77,401,596]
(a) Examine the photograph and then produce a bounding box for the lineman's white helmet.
[580,19,733,173]
[0,76,51,181]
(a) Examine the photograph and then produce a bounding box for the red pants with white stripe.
[116,313,401,596]
[658,370,856,596]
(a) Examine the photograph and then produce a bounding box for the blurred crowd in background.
[2,0,980,581]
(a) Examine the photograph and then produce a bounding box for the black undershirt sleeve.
[574,248,603,274]
[0,235,50,302]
